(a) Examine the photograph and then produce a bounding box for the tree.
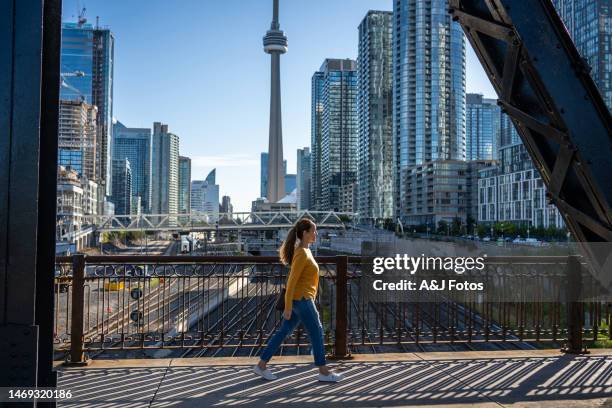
[437,220,449,235]
[451,217,462,236]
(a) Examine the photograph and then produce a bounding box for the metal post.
[67,254,90,365]
[332,255,350,358]
[562,255,588,354]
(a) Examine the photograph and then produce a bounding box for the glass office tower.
[112,121,152,213]
[110,158,132,216]
[357,10,394,221]
[392,0,466,222]
[61,22,114,195]
[311,59,358,212]
[178,156,192,214]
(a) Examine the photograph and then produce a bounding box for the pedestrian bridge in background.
[84,210,358,232]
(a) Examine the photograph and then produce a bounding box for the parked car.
[482,236,491,242]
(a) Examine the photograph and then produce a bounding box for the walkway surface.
[55,349,612,407]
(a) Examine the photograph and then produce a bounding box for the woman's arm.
[284,250,305,314]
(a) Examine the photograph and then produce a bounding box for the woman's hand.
[283,310,292,320]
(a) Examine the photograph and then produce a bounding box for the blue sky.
[62,0,496,212]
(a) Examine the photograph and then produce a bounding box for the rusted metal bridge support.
[66,254,89,366]
[563,256,589,354]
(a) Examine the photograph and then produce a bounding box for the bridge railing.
[54,255,611,365]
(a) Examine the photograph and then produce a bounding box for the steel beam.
[0,0,61,400]
[449,0,612,282]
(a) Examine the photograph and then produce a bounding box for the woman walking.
[253,218,343,382]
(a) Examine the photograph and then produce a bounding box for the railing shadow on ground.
[56,354,612,407]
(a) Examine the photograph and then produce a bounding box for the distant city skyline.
[60,0,497,211]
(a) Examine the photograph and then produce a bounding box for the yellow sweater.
[284,247,319,313]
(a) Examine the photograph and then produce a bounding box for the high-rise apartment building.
[221,195,233,214]
[58,100,98,181]
[478,143,565,228]
[466,94,499,161]
[357,10,394,220]
[61,22,114,195]
[110,158,132,215]
[151,122,179,215]
[296,147,311,210]
[553,0,611,109]
[178,156,192,214]
[393,0,466,223]
[311,58,358,211]
[112,121,152,213]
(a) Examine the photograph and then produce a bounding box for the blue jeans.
[260,298,326,366]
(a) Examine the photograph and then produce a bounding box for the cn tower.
[263,0,287,202]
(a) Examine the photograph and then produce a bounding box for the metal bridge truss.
[449,0,612,278]
[84,210,357,232]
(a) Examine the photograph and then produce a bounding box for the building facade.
[178,156,191,214]
[296,147,311,210]
[110,158,132,216]
[393,0,466,222]
[285,174,296,195]
[311,58,358,211]
[478,143,565,228]
[112,121,152,213]
[221,195,233,214]
[357,10,394,221]
[58,100,98,181]
[553,0,611,109]
[403,160,494,226]
[60,22,114,195]
[466,94,499,160]
[190,169,220,221]
[151,122,179,215]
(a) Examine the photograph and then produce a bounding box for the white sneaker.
[317,371,343,382]
[253,364,277,380]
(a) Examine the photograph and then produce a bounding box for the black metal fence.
[54,255,611,364]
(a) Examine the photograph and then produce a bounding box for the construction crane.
[77,1,87,27]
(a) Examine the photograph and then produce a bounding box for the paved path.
[55,350,612,407]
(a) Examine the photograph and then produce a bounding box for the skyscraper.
[357,11,394,220]
[311,71,324,210]
[190,170,220,221]
[151,122,179,215]
[284,174,296,195]
[178,156,191,214]
[296,147,311,210]
[311,59,358,212]
[110,158,132,216]
[112,121,152,213]
[466,94,499,161]
[61,21,114,195]
[393,0,466,223]
[260,152,268,198]
[58,100,97,181]
[553,0,611,109]
[263,0,287,202]
[221,195,233,214]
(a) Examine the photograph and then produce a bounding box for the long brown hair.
[279,218,315,265]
